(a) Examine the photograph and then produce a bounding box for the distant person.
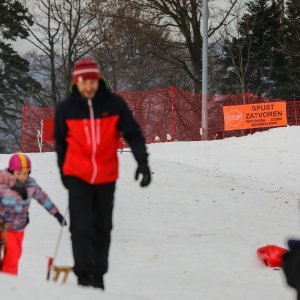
[0,153,65,275]
[214,131,224,140]
[166,133,172,142]
[54,58,151,289]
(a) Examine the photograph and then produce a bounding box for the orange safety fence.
[20,87,300,153]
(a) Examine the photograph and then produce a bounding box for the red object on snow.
[257,245,288,268]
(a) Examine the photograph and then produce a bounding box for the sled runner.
[0,237,4,270]
[47,257,73,284]
[0,224,7,271]
[53,266,73,284]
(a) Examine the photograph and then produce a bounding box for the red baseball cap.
[72,58,101,83]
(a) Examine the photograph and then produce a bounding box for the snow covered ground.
[1,126,300,300]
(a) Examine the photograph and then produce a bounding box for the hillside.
[1,126,300,300]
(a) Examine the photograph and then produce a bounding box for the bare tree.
[23,0,108,104]
[22,0,62,104]
[93,2,191,91]
[112,0,239,92]
[51,0,107,86]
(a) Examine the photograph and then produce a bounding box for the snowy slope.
[1,126,300,300]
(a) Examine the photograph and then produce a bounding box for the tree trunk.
[65,63,72,90]
[50,53,58,105]
[278,0,284,22]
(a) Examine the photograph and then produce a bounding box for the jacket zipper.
[84,119,91,145]
[88,99,98,184]
[96,119,101,145]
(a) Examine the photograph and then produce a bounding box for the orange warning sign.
[223,102,287,131]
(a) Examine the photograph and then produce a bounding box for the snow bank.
[0,126,300,300]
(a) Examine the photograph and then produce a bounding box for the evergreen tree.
[219,0,288,98]
[283,0,300,99]
[0,0,41,152]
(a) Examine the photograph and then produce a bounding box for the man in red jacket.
[54,58,151,289]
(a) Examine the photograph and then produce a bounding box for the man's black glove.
[12,180,28,200]
[54,212,67,226]
[135,161,151,187]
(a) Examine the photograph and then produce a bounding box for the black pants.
[283,241,300,300]
[66,177,115,278]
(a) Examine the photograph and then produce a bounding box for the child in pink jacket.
[0,153,66,275]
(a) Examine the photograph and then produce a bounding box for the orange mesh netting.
[20,87,300,152]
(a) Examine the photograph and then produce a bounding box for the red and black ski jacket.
[54,79,148,185]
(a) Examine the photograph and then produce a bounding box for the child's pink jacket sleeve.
[29,178,59,216]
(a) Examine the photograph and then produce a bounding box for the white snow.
[1,126,300,300]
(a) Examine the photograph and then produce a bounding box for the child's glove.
[12,180,28,200]
[54,212,67,226]
[135,161,151,187]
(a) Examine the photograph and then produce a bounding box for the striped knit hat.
[9,153,31,171]
[72,58,101,83]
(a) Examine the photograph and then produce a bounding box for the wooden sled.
[0,225,7,271]
[52,266,73,284]
[0,238,5,270]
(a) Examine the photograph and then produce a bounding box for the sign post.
[201,0,209,140]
